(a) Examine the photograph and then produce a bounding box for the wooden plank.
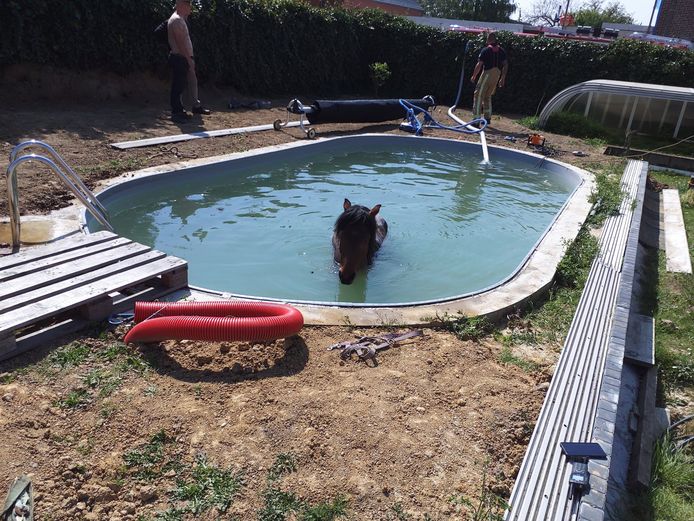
[0,250,167,314]
[0,242,153,300]
[0,231,117,271]
[0,236,134,283]
[110,121,302,150]
[0,256,187,333]
[663,189,692,273]
[0,318,88,363]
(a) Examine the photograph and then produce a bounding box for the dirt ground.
[0,67,618,520]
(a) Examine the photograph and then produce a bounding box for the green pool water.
[100,143,579,304]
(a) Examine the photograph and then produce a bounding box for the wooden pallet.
[0,231,188,361]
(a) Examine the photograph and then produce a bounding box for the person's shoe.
[192,106,211,115]
[171,111,192,123]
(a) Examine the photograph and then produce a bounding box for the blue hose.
[399,99,487,136]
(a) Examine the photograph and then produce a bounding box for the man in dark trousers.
[167,0,210,122]
[470,32,508,126]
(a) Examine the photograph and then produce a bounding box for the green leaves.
[3,1,692,113]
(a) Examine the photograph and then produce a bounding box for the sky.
[511,0,660,26]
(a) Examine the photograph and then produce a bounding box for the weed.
[267,453,297,483]
[300,495,349,521]
[369,62,391,95]
[555,227,599,288]
[498,346,540,373]
[449,463,508,521]
[100,401,118,419]
[585,137,607,148]
[55,388,90,409]
[544,111,611,140]
[259,453,348,521]
[171,454,244,515]
[587,163,625,227]
[0,372,16,384]
[144,384,158,396]
[390,502,411,520]
[341,315,355,330]
[49,342,90,368]
[434,312,493,341]
[192,384,202,397]
[124,430,173,480]
[517,116,539,130]
[636,433,694,521]
[76,438,94,456]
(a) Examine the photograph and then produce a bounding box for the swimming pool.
[87,135,591,313]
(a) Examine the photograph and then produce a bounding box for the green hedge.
[2,0,693,114]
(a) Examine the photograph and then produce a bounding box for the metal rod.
[10,140,110,222]
[5,155,114,247]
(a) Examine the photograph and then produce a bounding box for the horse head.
[332,198,387,285]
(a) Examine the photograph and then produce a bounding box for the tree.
[574,1,634,27]
[419,0,518,22]
[523,0,564,26]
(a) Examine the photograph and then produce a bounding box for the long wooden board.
[0,230,117,271]
[0,231,188,361]
[0,256,186,333]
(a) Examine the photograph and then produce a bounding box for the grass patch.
[43,338,152,410]
[585,137,607,149]
[124,430,174,480]
[587,162,625,227]
[639,169,694,521]
[555,227,600,288]
[544,112,612,140]
[259,453,348,521]
[170,455,244,516]
[628,134,694,158]
[433,313,494,342]
[498,346,540,373]
[49,342,90,368]
[631,434,694,521]
[55,388,90,409]
[449,462,508,521]
[501,226,599,348]
[517,115,539,130]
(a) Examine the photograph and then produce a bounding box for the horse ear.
[369,204,382,216]
[343,198,351,211]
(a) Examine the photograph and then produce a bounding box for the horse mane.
[334,205,378,258]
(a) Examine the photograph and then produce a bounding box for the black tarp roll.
[306,98,434,124]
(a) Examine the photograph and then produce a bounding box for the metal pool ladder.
[5,140,113,248]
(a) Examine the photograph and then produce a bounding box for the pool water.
[102,144,579,304]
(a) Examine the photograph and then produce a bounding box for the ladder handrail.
[5,154,114,248]
[10,140,111,221]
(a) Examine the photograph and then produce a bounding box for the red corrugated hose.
[123,301,304,344]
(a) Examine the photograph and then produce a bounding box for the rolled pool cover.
[306,97,435,124]
[123,301,304,344]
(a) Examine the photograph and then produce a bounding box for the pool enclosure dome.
[538,80,694,139]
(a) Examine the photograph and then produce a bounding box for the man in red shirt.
[470,32,508,126]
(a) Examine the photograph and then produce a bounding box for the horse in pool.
[332,198,388,285]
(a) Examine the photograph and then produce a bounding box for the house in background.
[655,0,694,41]
[306,0,424,16]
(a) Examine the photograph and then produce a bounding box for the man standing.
[167,0,210,123]
[470,32,508,126]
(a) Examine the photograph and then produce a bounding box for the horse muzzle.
[339,269,356,285]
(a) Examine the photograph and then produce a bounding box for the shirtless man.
[167,0,210,122]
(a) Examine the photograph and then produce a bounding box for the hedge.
[2,0,692,114]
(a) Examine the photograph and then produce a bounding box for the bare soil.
[0,67,614,520]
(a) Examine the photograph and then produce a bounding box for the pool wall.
[86,134,594,325]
